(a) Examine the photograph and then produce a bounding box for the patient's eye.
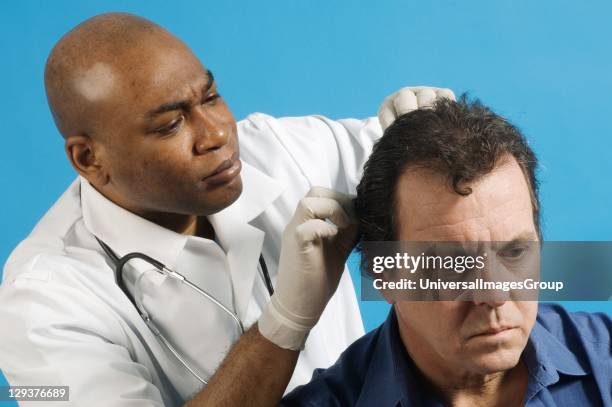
[499,244,527,260]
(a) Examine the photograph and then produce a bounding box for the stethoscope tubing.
[95,236,273,385]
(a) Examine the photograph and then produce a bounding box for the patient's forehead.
[394,156,535,242]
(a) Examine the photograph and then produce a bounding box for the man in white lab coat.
[0,12,453,406]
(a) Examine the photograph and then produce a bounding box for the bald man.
[0,12,454,406]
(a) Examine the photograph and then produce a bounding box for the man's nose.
[471,272,509,307]
[470,259,509,307]
[192,106,229,154]
[473,298,507,308]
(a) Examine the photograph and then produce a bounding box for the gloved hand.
[378,86,456,130]
[258,187,359,350]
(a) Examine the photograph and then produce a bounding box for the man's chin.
[464,347,523,375]
[196,176,243,215]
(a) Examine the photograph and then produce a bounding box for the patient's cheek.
[396,301,463,338]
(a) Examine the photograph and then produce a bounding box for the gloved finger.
[377,96,396,130]
[296,197,352,228]
[393,88,419,116]
[415,88,438,109]
[295,219,338,244]
[409,86,448,93]
[306,187,355,218]
[435,87,456,101]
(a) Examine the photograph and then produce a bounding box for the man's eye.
[499,245,527,260]
[158,116,184,134]
[203,93,221,105]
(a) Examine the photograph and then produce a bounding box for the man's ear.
[64,135,109,186]
[380,287,396,305]
[376,273,396,305]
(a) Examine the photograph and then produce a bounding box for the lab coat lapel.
[210,219,264,321]
[208,161,284,321]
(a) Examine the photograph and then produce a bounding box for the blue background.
[1,0,611,399]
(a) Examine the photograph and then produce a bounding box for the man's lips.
[202,153,241,186]
[467,325,516,339]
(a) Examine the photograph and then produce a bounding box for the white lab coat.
[0,112,381,406]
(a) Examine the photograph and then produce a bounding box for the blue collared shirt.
[282,304,611,406]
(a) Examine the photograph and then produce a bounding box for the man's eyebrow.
[496,231,539,250]
[507,231,539,242]
[145,70,216,118]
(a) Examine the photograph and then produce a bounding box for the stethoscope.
[95,237,274,385]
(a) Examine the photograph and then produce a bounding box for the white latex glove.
[378,86,456,130]
[258,187,359,350]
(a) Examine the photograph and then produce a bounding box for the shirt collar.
[358,309,441,407]
[81,160,284,271]
[523,308,589,397]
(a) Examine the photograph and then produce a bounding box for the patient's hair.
[355,95,540,256]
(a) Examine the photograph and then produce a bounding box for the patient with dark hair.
[281,96,611,406]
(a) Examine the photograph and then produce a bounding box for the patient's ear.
[377,274,397,304]
[380,287,396,304]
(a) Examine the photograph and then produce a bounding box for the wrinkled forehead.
[394,157,536,241]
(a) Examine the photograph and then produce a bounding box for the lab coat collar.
[81,178,188,270]
[213,160,285,224]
